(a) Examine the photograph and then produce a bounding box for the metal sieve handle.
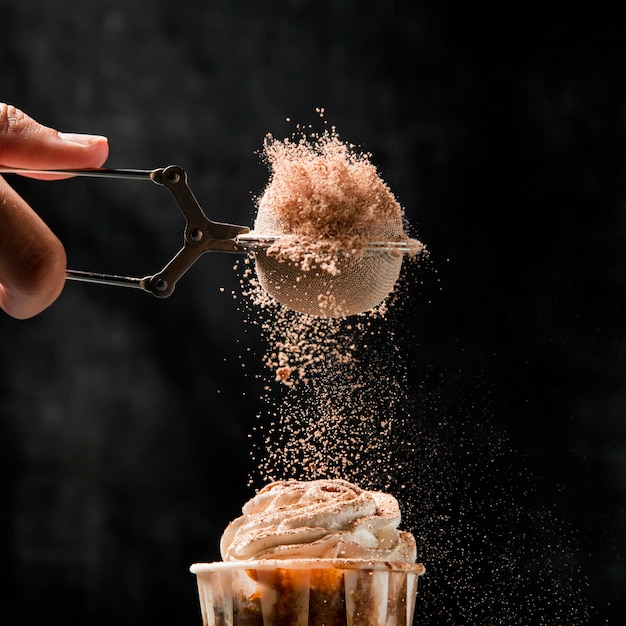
[0,165,251,297]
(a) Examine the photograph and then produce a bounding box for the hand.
[0,103,109,319]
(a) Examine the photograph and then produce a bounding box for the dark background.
[1,1,625,624]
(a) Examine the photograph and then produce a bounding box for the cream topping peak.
[220,479,416,562]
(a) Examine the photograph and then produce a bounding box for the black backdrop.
[1,2,625,624]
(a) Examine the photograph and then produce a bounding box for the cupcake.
[190,479,425,626]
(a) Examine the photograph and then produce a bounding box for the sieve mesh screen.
[255,249,404,318]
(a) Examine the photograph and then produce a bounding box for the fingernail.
[58,132,108,146]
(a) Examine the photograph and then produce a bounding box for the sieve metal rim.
[235,234,415,254]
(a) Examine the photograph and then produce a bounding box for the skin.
[0,103,109,319]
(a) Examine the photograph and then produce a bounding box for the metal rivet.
[190,228,204,242]
[167,171,181,184]
[155,278,168,292]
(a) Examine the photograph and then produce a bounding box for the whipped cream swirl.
[220,479,417,562]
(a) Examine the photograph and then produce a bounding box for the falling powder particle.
[235,116,590,624]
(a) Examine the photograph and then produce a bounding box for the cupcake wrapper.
[191,560,424,626]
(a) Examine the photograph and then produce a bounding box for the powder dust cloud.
[233,117,591,624]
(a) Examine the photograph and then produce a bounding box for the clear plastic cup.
[190,558,425,626]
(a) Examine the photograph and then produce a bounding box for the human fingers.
[0,103,109,317]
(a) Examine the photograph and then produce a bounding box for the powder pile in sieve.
[253,124,422,264]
